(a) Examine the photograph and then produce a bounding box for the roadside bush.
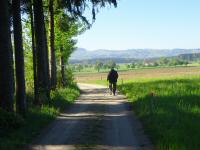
[0,109,25,130]
[51,86,80,110]
[0,84,80,150]
[57,68,76,87]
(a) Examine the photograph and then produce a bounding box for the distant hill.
[69,57,138,64]
[69,48,200,63]
[177,53,200,61]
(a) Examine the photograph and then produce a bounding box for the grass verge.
[0,85,80,150]
[118,76,200,150]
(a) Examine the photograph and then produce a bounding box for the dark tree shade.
[13,0,27,114]
[29,3,39,104]
[0,0,15,112]
[49,0,57,89]
[33,0,50,105]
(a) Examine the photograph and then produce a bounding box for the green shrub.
[0,84,80,150]
[51,86,80,110]
[0,109,25,130]
[57,68,76,87]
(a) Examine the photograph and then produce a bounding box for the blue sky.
[76,0,200,50]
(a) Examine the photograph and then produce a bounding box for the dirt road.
[29,84,153,150]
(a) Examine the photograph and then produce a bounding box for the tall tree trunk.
[30,3,39,105]
[44,20,50,102]
[49,0,57,89]
[33,0,50,105]
[13,0,26,114]
[8,1,15,95]
[0,0,14,112]
[60,47,66,87]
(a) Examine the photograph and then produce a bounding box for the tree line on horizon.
[70,56,192,73]
[71,60,119,72]
[0,0,117,115]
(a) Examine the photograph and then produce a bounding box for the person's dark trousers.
[109,82,117,95]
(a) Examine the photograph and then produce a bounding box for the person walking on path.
[107,67,118,95]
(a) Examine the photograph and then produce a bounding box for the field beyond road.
[75,66,200,84]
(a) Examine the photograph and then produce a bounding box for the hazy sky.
[76,0,200,50]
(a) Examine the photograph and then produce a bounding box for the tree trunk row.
[49,0,57,90]
[33,0,50,105]
[13,0,26,114]
[0,0,67,113]
[0,0,15,112]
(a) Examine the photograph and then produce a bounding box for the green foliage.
[123,58,190,69]
[57,0,117,27]
[55,12,80,62]
[51,86,80,110]
[168,59,189,66]
[0,85,80,150]
[0,109,25,130]
[130,62,136,68]
[74,64,83,72]
[159,58,170,65]
[22,21,35,92]
[154,58,189,67]
[118,76,200,150]
[106,60,116,68]
[0,106,58,150]
[95,61,103,72]
[65,68,76,85]
[116,64,120,70]
[71,60,122,73]
[152,61,159,67]
[126,64,130,69]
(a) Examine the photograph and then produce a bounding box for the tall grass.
[118,76,200,150]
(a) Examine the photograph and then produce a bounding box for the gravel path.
[29,83,153,150]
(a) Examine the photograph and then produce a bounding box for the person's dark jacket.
[107,69,118,83]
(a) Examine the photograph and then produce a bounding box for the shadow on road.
[29,84,153,150]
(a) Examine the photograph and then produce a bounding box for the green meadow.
[118,76,200,150]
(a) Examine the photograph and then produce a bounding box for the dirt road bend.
[29,83,153,150]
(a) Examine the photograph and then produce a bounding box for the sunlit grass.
[118,76,200,150]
